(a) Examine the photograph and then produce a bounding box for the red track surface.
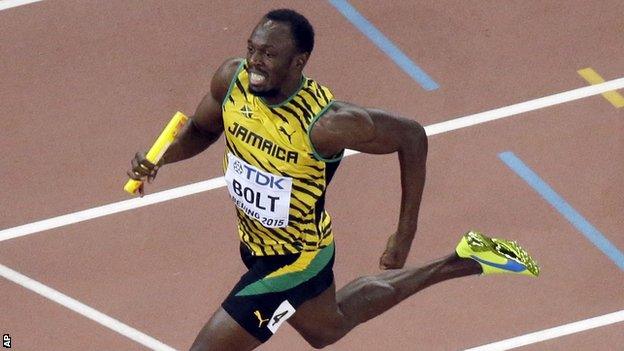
[1,1,622,350]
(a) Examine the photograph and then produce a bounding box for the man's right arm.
[127,58,241,192]
[161,58,242,165]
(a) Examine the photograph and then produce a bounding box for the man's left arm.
[310,101,428,269]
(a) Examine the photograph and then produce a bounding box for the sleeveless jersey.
[221,60,341,256]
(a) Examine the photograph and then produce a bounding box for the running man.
[127,9,539,351]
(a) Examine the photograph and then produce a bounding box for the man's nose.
[249,51,264,66]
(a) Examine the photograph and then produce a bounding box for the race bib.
[224,153,292,228]
[267,300,296,334]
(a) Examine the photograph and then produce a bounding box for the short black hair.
[264,9,315,54]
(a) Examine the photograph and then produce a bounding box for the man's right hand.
[126,152,161,196]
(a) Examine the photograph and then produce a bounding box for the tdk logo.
[242,164,285,189]
[233,160,244,175]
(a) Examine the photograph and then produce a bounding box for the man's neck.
[262,75,303,106]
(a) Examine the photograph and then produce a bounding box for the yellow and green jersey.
[222,60,341,256]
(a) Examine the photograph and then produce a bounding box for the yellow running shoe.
[456,231,540,277]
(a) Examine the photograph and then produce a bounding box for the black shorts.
[222,242,335,343]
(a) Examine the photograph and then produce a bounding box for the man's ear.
[295,52,309,69]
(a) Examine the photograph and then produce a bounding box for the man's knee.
[335,276,399,325]
[411,120,428,150]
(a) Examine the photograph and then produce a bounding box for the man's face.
[246,19,301,98]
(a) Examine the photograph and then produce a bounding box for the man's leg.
[288,231,540,349]
[288,253,480,349]
[189,307,262,351]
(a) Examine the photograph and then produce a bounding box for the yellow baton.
[124,111,189,195]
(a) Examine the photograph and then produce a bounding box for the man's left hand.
[379,232,413,269]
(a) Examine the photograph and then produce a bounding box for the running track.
[1,1,623,350]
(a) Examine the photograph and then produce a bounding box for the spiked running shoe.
[456,231,540,277]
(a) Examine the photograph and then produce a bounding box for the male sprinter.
[127,9,539,351]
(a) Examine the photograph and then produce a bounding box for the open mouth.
[249,71,267,86]
[247,68,279,97]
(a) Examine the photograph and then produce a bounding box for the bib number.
[267,300,296,334]
[225,153,292,228]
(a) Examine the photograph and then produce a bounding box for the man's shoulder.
[313,100,370,131]
[309,100,374,159]
[215,58,245,84]
[211,58,245,102]
[321,101,356,116]
[313,101,373,138]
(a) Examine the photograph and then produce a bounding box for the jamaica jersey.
[222,60,342,256]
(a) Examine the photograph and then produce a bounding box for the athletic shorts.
[222,242,335,343]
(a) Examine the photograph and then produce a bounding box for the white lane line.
[0,263,177,351]
[425,77,624,136]
[1,177,226,242]
[0,0,44,11]
[1,77,623,243]
[464,309,624,351]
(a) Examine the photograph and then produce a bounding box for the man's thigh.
[222,243,336,343]
[287,281,349,341]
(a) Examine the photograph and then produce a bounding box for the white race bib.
[224,153,292,228]
[267,300,296,334]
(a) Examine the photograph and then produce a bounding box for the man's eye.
[247,46,254,53]
[265,52,275,58]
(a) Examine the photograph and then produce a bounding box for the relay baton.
[124,111,189,195]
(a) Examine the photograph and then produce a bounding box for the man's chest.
[223,104,309,165]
